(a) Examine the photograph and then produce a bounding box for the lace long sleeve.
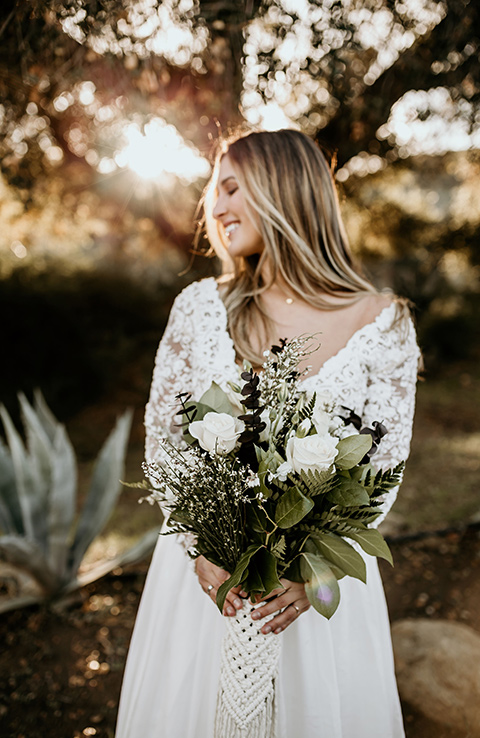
[144,289,195,465]
[144,288,201,557]
[361,310,421,526]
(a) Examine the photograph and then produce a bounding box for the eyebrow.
[219,176,237,187]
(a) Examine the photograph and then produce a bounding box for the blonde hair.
[202,129,380,366]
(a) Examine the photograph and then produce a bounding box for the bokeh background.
[1,2,479,737]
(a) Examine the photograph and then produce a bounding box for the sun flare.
[116,118,210,183]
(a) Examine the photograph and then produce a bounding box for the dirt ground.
[1,525,479,738]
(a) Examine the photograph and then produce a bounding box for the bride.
[115,129,420,737]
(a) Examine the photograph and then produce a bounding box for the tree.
[1,0,479,200]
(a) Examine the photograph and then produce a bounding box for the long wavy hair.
[201,129,382,366]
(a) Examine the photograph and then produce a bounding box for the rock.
[392,618,480,735]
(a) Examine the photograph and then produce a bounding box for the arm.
[145,290,194,465]
[145,284,244,616]
[362,309,421,526]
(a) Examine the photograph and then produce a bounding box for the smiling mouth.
[224,223,239,238]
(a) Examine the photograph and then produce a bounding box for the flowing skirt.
[115,534,404,738]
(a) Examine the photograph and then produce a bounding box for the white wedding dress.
[115,277,420,738]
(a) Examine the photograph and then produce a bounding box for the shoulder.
[171,277,219,312]
[365,298,421,371]
[356,293,393,326]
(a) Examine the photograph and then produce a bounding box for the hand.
[194,555,244,617]
[250,579,310,635]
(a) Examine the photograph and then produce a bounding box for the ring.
[207,584,214,593]
[291,603,300,615]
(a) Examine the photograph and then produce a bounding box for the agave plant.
[0,391,160,612]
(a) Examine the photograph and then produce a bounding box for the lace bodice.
[145,277,420,527]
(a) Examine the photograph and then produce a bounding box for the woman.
[115,129,420,738]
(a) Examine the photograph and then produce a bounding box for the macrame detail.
[214,602,280,738]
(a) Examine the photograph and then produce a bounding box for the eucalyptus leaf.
[335,434,372,470]
[199,382,235,415]
[312,533,366,583]
[347,528,393,566]
[300,552,340,619]
[275,486,314,528]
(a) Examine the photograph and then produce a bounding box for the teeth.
[225,223,239,236]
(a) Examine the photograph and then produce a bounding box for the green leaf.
[335,434,372,470]
[312,533,366,583]
[326,479,370,507]
[0,534,58,594]
[300,552,340,619]
[275,486,314,528]
[47,423,77,579]
[69,409,133,576]
[199,382,235,415]
[0,438,22,534]
[257,448,280,497]
[245,548,282,598]
[347,528,393,566]
[216,544,262,612]
[0,403,45,545]
[246,503,268,533]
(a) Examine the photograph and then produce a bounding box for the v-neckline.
[209,278,395,383]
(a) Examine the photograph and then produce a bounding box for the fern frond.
[270,535,287,561]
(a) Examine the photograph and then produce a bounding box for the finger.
[230,584,247,597]
[250,592,295,620]
[260,601,310,635]
[257,585,286,602]
[223,590,244,616]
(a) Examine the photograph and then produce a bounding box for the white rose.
[286,433,338,475]
[189,412,244,455]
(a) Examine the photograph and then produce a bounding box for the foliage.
[0,0,479,196]
[0,391,160,612]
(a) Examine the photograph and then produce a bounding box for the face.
[212,154,264,259]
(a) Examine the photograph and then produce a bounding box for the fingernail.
[227,606,235,616]
[234,598,242,609]
[274,627,282,634]
[240,591,247,597]
[262,625,272,634]
[251,611,260,620]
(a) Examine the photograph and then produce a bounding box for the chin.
[228,239,264,260]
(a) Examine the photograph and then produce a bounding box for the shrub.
[0,391,159,612]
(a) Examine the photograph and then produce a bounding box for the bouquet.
[138,336,403,738]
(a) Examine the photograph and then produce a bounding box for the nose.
[212,191,226,221]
